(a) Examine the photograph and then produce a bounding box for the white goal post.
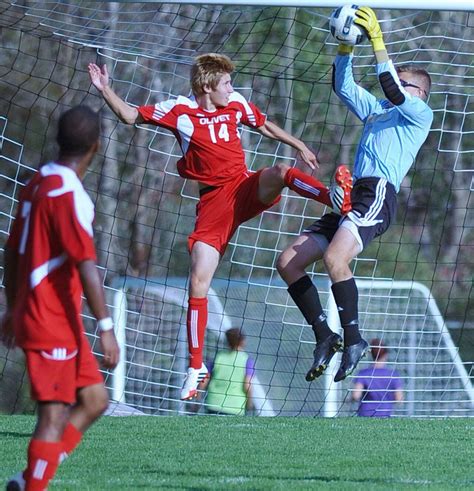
[109,277,474,417]
[157,0,474,11]
[110,277,276,416]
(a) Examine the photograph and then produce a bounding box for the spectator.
[352,338,404,417]
[204,328,254,415]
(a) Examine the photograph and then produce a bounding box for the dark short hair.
[370,338,388,361]
[57,105,100,155]
[225,327,245,350]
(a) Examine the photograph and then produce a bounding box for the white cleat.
[180,364,208,400]
[6,471,25,491]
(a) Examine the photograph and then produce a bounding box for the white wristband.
[97,317,114,332]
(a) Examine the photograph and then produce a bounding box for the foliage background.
[0,2,472,414]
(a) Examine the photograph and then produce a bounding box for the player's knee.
[36,405,69,439]
[85,386,109,418]
[274,163,291,180]
[276,250,301,285]
[323,248,344,276]
[94,388,110,416]
[190,273,211,297]
[276,252,289,277]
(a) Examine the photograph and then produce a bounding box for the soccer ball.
[329,4,366,46]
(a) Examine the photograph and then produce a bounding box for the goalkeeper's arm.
[354,6,389,64]
[354,7,411,109]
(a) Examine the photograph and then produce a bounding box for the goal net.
[1,1,473,417]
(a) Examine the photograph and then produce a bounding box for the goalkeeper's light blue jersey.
[333,54,433,192]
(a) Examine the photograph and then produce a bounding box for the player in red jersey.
[1,106,120,491]
[88,53,352,400]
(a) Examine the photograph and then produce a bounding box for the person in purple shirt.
[352,338,404,417]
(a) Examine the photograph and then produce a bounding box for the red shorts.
[25,335,103,404]
[188,170,281,255]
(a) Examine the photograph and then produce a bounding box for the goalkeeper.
[277,7,433,382]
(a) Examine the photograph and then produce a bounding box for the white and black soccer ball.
[329,4,366,46]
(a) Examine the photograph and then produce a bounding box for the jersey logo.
[198,114,231,125]
[40,348,78,361]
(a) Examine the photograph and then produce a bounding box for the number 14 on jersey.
[208,123,230,144]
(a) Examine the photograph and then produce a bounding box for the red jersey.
[6,163,97,349]
[138,91,267,186]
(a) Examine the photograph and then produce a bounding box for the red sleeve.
[5,181,35,252]
[242,101,267,128]
[137,99,179,132]
[229,92,267,128]
[52,193,96,264]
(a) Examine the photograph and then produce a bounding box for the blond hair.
[397,64,431,99]
[190,53,235,96]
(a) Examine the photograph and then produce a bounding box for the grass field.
[0,416,473,490]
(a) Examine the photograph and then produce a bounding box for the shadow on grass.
[143,468,474,488]
[0,431,30,438]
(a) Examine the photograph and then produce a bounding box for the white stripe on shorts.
[347,178,386,228]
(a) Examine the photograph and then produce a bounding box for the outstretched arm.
[88,63,143,125]
[355,8,433,126]
[257,119,318,170]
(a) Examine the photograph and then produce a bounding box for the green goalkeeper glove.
[337,44,354,55]
[354,6,386,52]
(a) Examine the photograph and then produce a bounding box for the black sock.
[288,275,333,343]
[331,278,362,346]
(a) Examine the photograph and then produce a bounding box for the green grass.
[1,416,473,490]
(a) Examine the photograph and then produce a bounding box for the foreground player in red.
[1,106,120,491]
[88,53,351,400]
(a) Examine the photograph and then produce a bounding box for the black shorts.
[305,177,397,250]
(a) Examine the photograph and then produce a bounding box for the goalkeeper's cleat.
[334,339,369,382]
[330,164,353,215]
[180,363,209,400]
[305,333,343,382]
[6,471,25,491]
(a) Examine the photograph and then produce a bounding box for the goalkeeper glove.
[337,44,354,55]
[354,6,386,52]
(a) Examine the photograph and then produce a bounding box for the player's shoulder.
[357,367,376,378]
[151,95,198,114]
[40,162,81,191]
[389,368,402,378]
[228,91,249,105]
[41,163,95,235]
[40,163,92,205]
[228,92,263,120]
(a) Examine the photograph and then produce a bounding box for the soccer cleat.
[330,164,353,215]
[6,472,25,491]
[180,363,209,400]
[305,333,343,382]
[334,339,369,382]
